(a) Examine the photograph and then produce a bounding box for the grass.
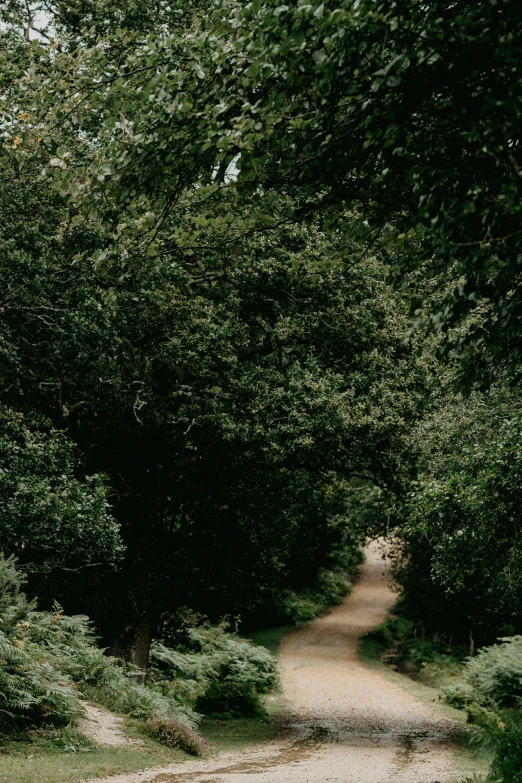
[0,710,284,783]
[0,629,289,783]
[0,725,187,783]
[199,716,280,752]
[243,625,294,656]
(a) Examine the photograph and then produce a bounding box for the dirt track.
[83,542,460,783]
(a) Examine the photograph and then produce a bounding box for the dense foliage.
[446,638,522,783]
[149,624,278,718]
[393,389,522,646]
[0,556,278,741]
[0,407,122,574]
[0,123,422,664]
[16,0,522,385]
[2,0,522,774]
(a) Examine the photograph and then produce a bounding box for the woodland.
[1,0,522,780]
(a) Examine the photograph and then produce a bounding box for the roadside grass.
[0,711,284,783]
[243,625,294,656]
[358,633,491,779]
[199,715,279,752]
[0,630,288,783]
[0,724,187,783]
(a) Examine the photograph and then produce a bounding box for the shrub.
[1,555,278,742]
[23,607,199,727]
[443,681,475,710]
[463,636,522,709]
[0,556,80,731]
[0,406,122,573]
[145,718,209,755]
[365,615,413,649]
[444,636,522,783]
[149,623,279,718]
[196,680,266,719]
[0,555,199,733]
[275,566,358,625]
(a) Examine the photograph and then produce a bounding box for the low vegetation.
[144,718,209,756]
[365,611,522,781]
[0,555,279,755]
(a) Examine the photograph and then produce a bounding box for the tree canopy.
[11,0,520,385]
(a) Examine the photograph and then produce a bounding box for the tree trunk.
[109,613,153,679]
[88,568,156,680]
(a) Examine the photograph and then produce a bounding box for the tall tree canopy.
[15,0,520,385]
[0,112,424,663]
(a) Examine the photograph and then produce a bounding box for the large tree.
[19,0,520,386]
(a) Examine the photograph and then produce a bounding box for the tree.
[0,118,425,664]
[0,407,122,576]
[396,387,522,645]
[21,0,521,386]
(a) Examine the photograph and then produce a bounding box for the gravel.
[77,703,143,747]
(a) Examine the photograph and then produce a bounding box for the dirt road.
[85,542,460,783]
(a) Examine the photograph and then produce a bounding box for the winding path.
[84,542,460,783]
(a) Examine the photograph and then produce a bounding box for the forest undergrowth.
[0,550,356,778]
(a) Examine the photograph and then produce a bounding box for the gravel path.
[80,542,460,783]
[78,703,144,747]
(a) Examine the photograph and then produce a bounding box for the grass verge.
[243,625,294,657]
[199,716,280,752]
[0,725,187,783]
[0,712,283,783]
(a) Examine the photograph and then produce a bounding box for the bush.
[18,602,198,727]
[363,611,467,687]
[1,554,279,744]
[0,406,122,573]
[443,681,475,710]
[0,556,80,730]
[443,637,522,783]
[196,680,266,719]
[464,636,522,709]
[365,615,413,649]
[0,555,199,734]
[472,707,522,783]
[148,623,279,719]
[144,718,209,756]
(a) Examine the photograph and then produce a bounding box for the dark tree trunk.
[108,612,153,676]
[88,567,156,679]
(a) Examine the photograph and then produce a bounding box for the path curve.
[78,703,144,747]
[81,542,459,783]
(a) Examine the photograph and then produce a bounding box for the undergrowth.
[276,567,357,624]
[364,610,522,782]
[149,622,279,719]
[144,718,210,755]
[0,555,279,756]
[365,613,468,686]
